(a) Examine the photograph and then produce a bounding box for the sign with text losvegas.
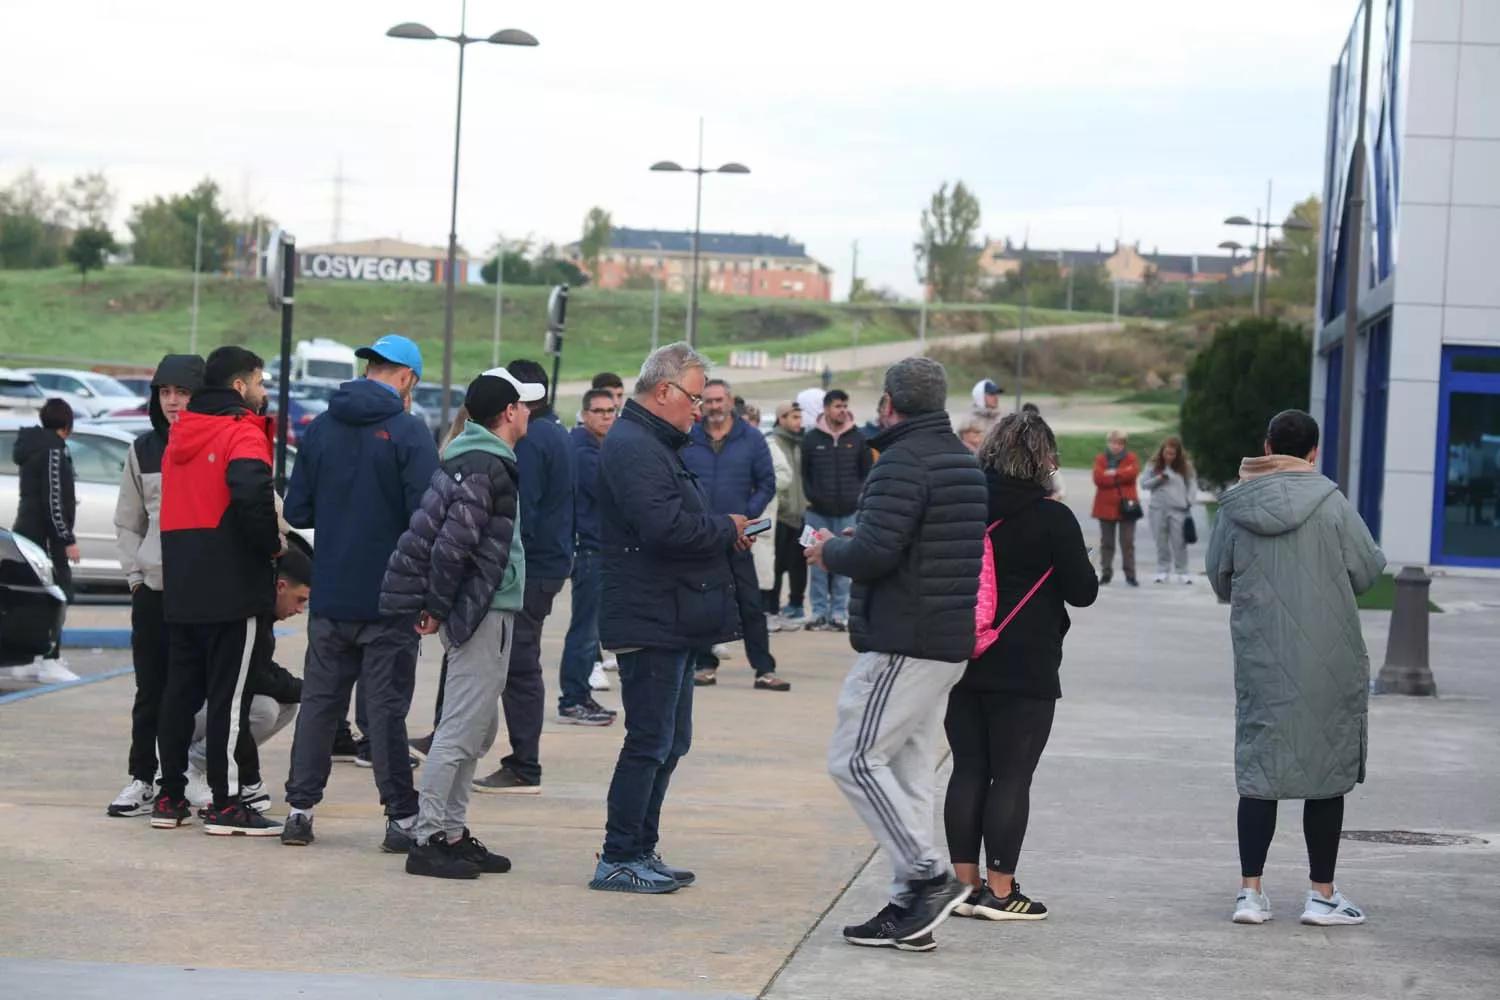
[298,253,440,283]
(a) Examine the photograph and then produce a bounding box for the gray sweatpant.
[1150,506,1189,575]
[414,610,516,846]
[190,696,298,779]
[827,651,966,906]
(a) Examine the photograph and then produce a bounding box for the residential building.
[568,227,832,301]
[976,238,1257,289]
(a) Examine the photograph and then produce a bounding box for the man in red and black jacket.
[152,346,285,837]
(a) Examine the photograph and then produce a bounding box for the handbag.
[1118,497,1143,521]
[1183,513,1198,545]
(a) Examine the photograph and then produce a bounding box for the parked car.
[23,369,145,418]
[0,369,47,419]
[113,376,155,398]
[0,527,67,671]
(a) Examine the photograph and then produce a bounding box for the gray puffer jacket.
[1205,455,1386,800]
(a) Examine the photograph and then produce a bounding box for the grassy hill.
[0,267,1109,383]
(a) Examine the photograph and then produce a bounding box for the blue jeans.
[558,549,601,710]
[806,511,855,621]
[602,648,694,863]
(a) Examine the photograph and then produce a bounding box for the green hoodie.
[443,421,526,612]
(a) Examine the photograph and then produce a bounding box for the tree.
[126,179,234,271]
[1269,194,1320,306]
[0,168,64,268]
[915,180,982,302]
[66,226,118,286]
[1180,317,1312,486]
[59,171,116,229]
[578,206,613,279]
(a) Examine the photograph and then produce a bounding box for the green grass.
[1055,428,1181,470]
[0,267,1109,383]
[1356,574,1443,613]
[1114,387,1181,405]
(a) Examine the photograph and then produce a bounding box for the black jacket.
[958,473,1099,699]
[821,412,987,663]
[597,400,739,651]
[802,421,873,517]
[12,426,76,547]
[244,613,302,703]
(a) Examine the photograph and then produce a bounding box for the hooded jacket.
[1205,455,1386,800]
[12,426,76,549]
[770,425,807,528]
[283,378,438,621]
[571,424,604,550]
[114,354,205,591]
[160,387,282,624]
[514,408,575,582]
[380,421,524,647]
[801,416,873,518]
[970,381,1004,432]
[683,415,776,519]
[957,472,1098,698]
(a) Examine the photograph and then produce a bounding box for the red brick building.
[569,228,832,301]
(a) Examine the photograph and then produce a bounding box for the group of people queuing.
[87,335,1386,937]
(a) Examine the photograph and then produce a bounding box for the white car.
[0,369,47,420]
[23,368,145,419]
[0,419,306,588]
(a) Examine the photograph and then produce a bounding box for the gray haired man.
[806,357,988,950]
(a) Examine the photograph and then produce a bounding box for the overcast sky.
[1,0,1362,299]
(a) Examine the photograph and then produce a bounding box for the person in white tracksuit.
[1140,435,1197,584]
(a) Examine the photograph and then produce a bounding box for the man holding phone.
[681,379,790,691]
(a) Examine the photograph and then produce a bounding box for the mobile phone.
[744,518,772,537]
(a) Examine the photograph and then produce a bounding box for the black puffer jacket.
[821,411,987,662]
[802,421,873,517]
[380,435,522,647]
[12,426,76,547]
[958,472,1099,699]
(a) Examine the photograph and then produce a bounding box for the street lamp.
[649,239,663,351]
[650,119,749,347]
[1223,211,1313,316]
[387,8,538,428]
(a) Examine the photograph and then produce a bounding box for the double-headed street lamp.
[650,121,749,348]
[1222,210,1314,316]
[387,8,537,428]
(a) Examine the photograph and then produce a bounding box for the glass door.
[1433,348,1500,566]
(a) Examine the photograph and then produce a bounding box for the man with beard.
[801,389,873,631]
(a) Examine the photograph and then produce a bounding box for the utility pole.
[491,234,504,368]
[1015,252,1029,411]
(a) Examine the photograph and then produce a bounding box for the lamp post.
[649,239,663,352]
[1224,207,1314,317]
[387,6,537,428]
[649,119,749,348]
[491,234,505,368]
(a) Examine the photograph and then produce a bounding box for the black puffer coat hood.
[148,354,206,437]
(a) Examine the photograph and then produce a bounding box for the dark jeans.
[773,521,807,610]
[157,618,261,809]
[698,550,775,677]
[943,691,1056,874]
[44,538,73,660]
[558,549,601,710]
[284,615,420,819]
[499,577,563,783]
[1238,795,1345,884]
[602,648,695,863]
[126,586,170,783]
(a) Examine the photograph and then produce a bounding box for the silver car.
[23,369,145,419]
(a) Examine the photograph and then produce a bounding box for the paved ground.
[2,470,1496,998]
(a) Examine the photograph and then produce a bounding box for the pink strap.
[995,566,1053,633]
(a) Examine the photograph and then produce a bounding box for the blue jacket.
[571,425,603,550]
[682,418,775,518]
[514,408,574,582]
[285,379,439,621]
[598,400,739,650]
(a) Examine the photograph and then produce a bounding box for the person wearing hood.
[943,412,1097,924]
[769,402,808,620]
[800,388,873,631]
[106,353,204,819]
[279,334,439,852]
[970,379,1004,429]
[1206,409,1385,929]
[12,397,80,678]
[153,346,283,837]
[795,386,825,425]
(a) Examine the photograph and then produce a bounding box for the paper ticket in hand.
[799,525,820,548]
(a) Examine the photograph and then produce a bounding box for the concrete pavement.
[2,468,1496,998]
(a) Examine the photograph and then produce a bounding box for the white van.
[268,339,359,385]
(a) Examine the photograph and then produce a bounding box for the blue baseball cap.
[355,334,423,378]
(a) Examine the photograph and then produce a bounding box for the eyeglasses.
[587,407,617,416]
[665,381,703,407]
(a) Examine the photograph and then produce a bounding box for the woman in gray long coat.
[1205,410,1385,929]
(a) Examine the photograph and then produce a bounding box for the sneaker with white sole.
[1177,574,1194,585]
[240,781,271,814]
[601,654,619,672]
[1301,889,1366,926]
[589,663,612,691]
[106,778,155,818]
[34,658,79,684]
[972,881,1048,921]
[558,703,614,726]
[1233,888,1273,924]
[1153,573,1169,584]
[183,766,212,809]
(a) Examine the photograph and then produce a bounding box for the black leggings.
[1237,796,1344,884]
[943,691,1055,874]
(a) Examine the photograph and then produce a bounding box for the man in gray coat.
[1206,409,1385,928]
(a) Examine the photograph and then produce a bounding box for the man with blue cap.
[280,334,441,851]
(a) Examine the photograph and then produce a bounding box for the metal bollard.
[1373,566,1437,697]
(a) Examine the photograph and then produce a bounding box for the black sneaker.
[409,733,434,761]
[558,703,614,726]
[381,818,416,855]
[281,812,315,846]
[972,882,1049,921]
[331,725,361,763]
[356,740,420,770]
[891,873,970,941]
[149,793,192,830]
[803,617,834,632]
[953,885,983,918]
[693,668,718,687]
[843,903,937,951]
[406,832,481,879]
[202,802,283,837]
[583,697,618,718]
[830,619,849,632]
[454,829,512,874]
[472,766,540,795]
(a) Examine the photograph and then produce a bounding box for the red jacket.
[160,388,281,624]
[1091,451,1140,522]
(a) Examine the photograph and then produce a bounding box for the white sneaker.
[1301,888,1366,926]
[589,663,612,691]
[34,658,79,683]
[1232,888,1273,924]
[601,654,619,672]
[184,765,212,809]
[240,780,272,813]
[1177,574,1194,585]
[107,778,155,818]
[711,644,733,659]
[1153,573,1169,584]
